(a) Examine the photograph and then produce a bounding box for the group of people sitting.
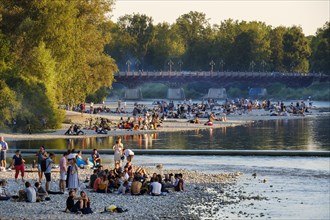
[64,124,84,135]
[0,179,49,202]
[88,164,184,196]
[117,112,162,131]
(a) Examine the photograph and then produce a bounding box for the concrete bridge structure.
[114,71,329,99]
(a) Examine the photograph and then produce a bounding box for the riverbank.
[0,165,241,220]
[1,155,329,219]
[1,107,327,142]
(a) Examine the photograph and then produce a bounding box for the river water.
[5,101,330,219]
[8,115,330,151]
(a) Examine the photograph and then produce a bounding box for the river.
[4,101,330,219]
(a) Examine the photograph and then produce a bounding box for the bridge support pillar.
[207,88,227,99]
[167,88,185,100]
[124,88,143,100]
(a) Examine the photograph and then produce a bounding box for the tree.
[309,22,330,75]
[269,26,286,72]
[283,26,311,73]
[146,22,185,70]
[0,0,117,131]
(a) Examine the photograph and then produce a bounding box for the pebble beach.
[0,165,244,220]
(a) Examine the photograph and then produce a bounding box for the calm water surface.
[8,115,330,151]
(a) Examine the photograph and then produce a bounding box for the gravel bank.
[0,166,243,220]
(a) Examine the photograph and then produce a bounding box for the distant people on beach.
[65,125,84,135]
[0,137,8,170]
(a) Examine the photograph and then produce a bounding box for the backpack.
[41,158,49,172]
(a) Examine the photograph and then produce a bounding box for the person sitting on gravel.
[97,174,108,193]
[174,173,185,192]
[93,174,102,192]
[75,191,93,214]
[24,181,36,202]
[0,180,11,201]
[73,124,84,135]
[118,181,129,194]
[150,177,161,196]
[89,169,98,188]
[34,182,48,201]
[124,161,134,177]
[91,149,102,168]
[130,176,145,195]
[64,126,74,135]
[65,190,79,213]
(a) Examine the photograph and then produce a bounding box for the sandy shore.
[0,165,244,220]
[1,107,324,141]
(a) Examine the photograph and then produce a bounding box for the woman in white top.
[113,137,123,166]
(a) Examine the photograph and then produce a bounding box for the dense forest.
[0,0,329,132]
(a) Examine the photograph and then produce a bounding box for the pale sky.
[110,0,329,36]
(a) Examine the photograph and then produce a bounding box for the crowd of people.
[0,136,185,215]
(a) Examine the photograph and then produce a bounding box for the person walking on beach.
[11,150,25,182]
[0,137,8,170]
[36,146,47,182]
[113,137,123,166]
[59,152,68,193]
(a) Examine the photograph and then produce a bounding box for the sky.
[110,0,329,36]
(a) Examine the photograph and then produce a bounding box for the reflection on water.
[8,115,330,151]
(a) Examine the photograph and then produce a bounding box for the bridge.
[114,71,329,99]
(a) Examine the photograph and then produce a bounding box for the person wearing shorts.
[36,146,46,182]
[44,153,54,192]
[0,137,8,169]
[59,152,68,193]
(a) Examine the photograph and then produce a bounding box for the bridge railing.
[114,71,328,79]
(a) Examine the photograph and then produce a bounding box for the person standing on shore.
[68,158,79,193]
[113,137,123,166]
[44,152,54,192]
[36,146,47,182]
[59,152,68,193]
[0,137,8,170]
[11,150,25,182]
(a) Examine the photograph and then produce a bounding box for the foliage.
[0,0,117,131]
[86,87,111,103]
[140,83,167,99]
[309,22,330,74]
[106,11,321,74]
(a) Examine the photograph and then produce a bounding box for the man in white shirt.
[123,149,134,162]
[150,178,161,196]
[24,181,36,202]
